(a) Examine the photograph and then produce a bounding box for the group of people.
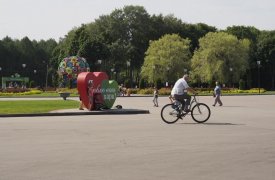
[152,74,223,110]
[79,73,223,111]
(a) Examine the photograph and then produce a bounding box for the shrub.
[239,79,245,90]
[0,89,42,96]
[56,88,78,94]
[137,88,153,95]
[159,88,172,95]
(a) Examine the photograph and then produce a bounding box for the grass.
[0,100,80,114]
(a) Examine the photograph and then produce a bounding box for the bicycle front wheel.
[161,104,180,124]
[191,103,211,123]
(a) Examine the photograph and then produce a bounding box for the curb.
[0,109,150,118]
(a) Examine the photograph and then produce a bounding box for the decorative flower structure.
[58,56,90,81]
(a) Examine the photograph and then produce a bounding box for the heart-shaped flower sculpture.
[77,72,109,110]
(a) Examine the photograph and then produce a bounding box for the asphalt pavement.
[0,95,275,180]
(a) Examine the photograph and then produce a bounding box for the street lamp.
[184,68,187,74]
[97,59,102,71]
[257,60,261,94]
[33,70,37,87]
[111,68,115,79]
[166,67,170,87]
[229,67,233,88]
[152,65,156,86]
[0,67,2,88]
[22,64,26,77]
[126,61,130,76]
[114,71,117,81]
[126,61,132,87]
[43,61,48,90]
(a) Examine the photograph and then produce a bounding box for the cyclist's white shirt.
[171,78,189,95]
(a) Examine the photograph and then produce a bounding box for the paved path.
[0,95,275,180]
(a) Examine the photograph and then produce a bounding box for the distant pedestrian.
[213,81,223,106]
[153,87,159,107]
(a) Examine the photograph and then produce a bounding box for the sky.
[1,0,275,41]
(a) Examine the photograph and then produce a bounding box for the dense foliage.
[1,5,275,90]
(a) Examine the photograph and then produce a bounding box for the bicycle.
[161,94,211,124]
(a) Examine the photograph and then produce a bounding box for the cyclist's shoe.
[172,105,181,112]
[183,109,191,112]
[177,114,183,119]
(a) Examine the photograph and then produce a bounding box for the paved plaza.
[0,95,275,180]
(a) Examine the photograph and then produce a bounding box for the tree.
[256,30,275,90]
[191,32,250,87]
[141,34,191,86]
[225,26,260,88]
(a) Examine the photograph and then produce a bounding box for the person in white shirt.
[171,74,197,112]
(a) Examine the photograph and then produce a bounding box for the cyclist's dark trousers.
[174,94,191,110]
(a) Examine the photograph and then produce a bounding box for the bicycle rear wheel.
[161,104,180,124]
[191,103,211,123]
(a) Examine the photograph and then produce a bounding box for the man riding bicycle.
[171,74,197,112]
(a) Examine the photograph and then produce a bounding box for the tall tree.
[141,34,191,85]
[226,26,260,88]
[191,32,250,87]
[256,30,275,90]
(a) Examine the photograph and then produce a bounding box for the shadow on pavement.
[177,122,244,126]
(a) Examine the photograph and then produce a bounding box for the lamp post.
[43,61,48,90]
[114,71,117,81]
[111,68,115,79]
[46,64,49,90]
[22,64,26,77]
[184,68,187,74]
[97,59,102,71]
[0,67,2,88]
[126,61,130,77]
[257,60,261,94]
[33,69,37,87]
[152,65,156,86]
[229,67,233,88]
[166,67,170,87]
[126,61,132,87]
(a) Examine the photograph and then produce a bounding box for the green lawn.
[0,100,79,114]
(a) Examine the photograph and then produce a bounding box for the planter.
[59,92,70,100]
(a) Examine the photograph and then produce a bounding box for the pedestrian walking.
[213,81,223,106]
[153,87,159,107]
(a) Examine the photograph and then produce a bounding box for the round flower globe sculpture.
[58,56,90,87]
